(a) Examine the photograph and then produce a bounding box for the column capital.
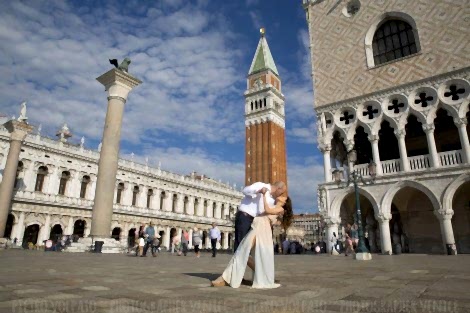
[394,129,406,138]
[422,123,435,134]
[318,144,332,153]
[454,117,468,127]
[324,216,340,226]
[368,134,379,143]
[96,68,142,101]
[435,209,454,220]
[3,120,34,142]
[376,213,392,223]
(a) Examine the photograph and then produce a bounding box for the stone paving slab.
[0,250,469,313]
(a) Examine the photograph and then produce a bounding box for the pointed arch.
[442,173,470,213]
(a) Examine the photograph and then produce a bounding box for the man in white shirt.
[234,181,286,252]
[209,223,221,257]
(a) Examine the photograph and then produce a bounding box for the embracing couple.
[211,181,292,289]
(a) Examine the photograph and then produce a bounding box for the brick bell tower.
[245,28,287,187]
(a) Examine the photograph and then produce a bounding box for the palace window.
[14,161,24,189]
[372,19,418,65]
[147,189,153,208]
[116,183,124,204]
[80,175,90,199]
[58,171,70,196]
[132,186,139,206]
[35,166,48,192]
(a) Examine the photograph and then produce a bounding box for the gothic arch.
[442,173,470,213]
[381,180,441,214]
[364,11,421,68]
[330,186,380,218]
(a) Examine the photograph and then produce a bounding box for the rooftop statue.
[18,101,28,123]
[109,58,131,73]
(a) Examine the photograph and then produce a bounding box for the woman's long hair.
[281,197,293,232]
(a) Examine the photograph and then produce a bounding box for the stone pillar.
[195,198,203,216]
[394,129,410,172]
[40,214,51,243]
[376,213,392,255]
[137,185,146,208]
[215,202,222,219]
[46,166,59,195]
[422,124,440,168]
[68,170,80,198]
[206,200,213,217]
[152,189,161,210]
[15,212,25,243]
[22,160,36,192]
[164,193,173,212]
[188,228,193,249]
[164,226,171,249]
[368,135,383,175]
[222,232,229,249]
[65,216,74,235]
[0,120,33,238]
[435,210,456,254]
[455,118,470,164]
[187,196,195,215]
[176,194,184,213]
[325,217,340,255]
[320,145,332,182]
[84,221,91,238]
[88,175,97,200]
[90,69,141,238]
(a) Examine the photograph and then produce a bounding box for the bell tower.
[244,28,287,187]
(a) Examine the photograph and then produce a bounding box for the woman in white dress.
[211,190,292,289]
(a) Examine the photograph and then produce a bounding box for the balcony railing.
[439,150,463,167]
[409,154,431,171]
[329,149,465,180]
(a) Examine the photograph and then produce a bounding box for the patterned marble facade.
[304,0,470,254]
[0,123,242,251]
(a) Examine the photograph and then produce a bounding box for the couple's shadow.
[183,273,252,286]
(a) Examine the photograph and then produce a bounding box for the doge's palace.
[0,120,242,252]
[303,0,470,255]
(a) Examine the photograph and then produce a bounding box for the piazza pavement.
[0,250,469,313]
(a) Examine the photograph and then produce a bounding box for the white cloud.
[246,0,260,7]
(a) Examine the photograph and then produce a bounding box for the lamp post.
[332,149,377,261]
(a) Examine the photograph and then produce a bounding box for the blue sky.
[0,0,324,212]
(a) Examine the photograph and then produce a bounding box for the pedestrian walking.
[192,227,202,258]
[181,230,189,256]
[209,223,221,257]
[143,222,156,257]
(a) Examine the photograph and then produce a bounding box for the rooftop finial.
[260,27,265,37]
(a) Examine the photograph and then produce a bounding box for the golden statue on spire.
[260,27,265,36]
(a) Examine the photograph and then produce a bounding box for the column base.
[64,237,125,254]
[0,238,9,249]
[355,252,372,261]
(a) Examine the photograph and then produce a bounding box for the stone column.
[22,160,36,192]
[164,226,171,249]
[394,129,410,172]
[187,196,195,215]
[152,189,161,210]
[325,217,340,255]
[188,228,193,249]
[435,210,456,254]
[195,198,203,216]
[320,144,332,182]
[206,200,213,217]
[90,69,141,238]
[46,165,59,195]
[88,175,97,200]
[40,214,51,242]
[84,221,91,238]
[368,135,383,175]
[65,216,74,235]
[176,194,184,213]
[215,202,222,219]
[454,118,470,164]
[164,193,173,212]
[422,124,440,168]
[15,212,25,243]
[222,232,229,249]
[376,213,392,255]
[0,120,33,238]
[68,170,80,198]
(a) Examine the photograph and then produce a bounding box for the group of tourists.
[132,222,222,258]
[329,223,359,256]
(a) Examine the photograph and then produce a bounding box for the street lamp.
[334,149,376,261]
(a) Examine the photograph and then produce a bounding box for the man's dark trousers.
[211,239,218,257]
[234,211,254,252]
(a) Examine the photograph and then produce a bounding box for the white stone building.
[0,123,242,251]
[292,213,325,244]
[304,0,470,255]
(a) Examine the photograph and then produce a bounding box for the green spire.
[248,28,279,76]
